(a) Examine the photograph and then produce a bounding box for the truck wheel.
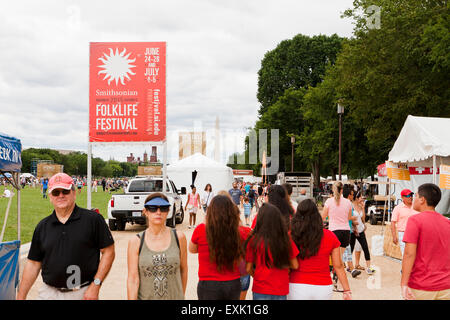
[108,219,117,231]
[166,216,176,228]
[370,214,378,225]
[176,207,184,224]
[116,219,126,231]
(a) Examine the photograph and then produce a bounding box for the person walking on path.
[321,182,355,268]
[391,189,419,256]
[289,199,352,300]
[245,203,299,300]
[401,183,450,300]
[127,193,187,300]
[17,173,115,300]
[252,184,294,230]
[243,197,252,226]
[189,195,248,300]
[185,185,201,229]
[247,184,256,209]
[342,186,361,278]
[229,182,243,209]
[350,191,375,275]
[201,183,214,213]
[282,183,298,212]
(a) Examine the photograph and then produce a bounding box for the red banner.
[89,42,166,142]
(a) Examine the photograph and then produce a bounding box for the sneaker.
[346,268,351,273]
[367,267,375,275]
[351,269,361,278]
[188,226,191,229]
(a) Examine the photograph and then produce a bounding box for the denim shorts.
[240,275,250,291]
[253,292,287,300]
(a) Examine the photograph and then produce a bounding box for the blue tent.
[0,132,22,300]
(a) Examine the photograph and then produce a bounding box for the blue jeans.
[240,275,250,291]
[253,292,287,300]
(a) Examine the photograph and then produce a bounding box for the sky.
[0,0,355,165]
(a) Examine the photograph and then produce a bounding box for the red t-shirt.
[403,211,450,291]
[251,214,257,229]
[191,223,250,281]
[289,229,341,285]
[245,236,299,296]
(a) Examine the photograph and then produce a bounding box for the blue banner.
[0,133,22,173]
[0,240,20,300]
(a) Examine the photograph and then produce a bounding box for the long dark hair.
[206,195,243,272]
[291,199,324,259]
[244,203,292,269]
[268,185,294,226]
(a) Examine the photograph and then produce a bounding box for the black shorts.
[333,230,350,248]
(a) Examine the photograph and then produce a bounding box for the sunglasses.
[145,205,170,213]
[51,189,72,197]
[403,194,414,198]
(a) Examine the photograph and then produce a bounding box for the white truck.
[107,176,186,231]
[276,171,314,202]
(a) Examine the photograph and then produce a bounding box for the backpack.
[137,228,180,254]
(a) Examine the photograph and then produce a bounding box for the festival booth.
[167,153,234,203]
[0,133,22,300]
[374,116,450,259]
[387,115,450,214]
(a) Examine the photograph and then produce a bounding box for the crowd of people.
[16,172,450,301]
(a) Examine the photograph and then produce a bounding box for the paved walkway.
[19,206,403,300]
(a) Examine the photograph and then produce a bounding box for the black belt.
[53,281,91,293]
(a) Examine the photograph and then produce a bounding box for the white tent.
[388,115,450,167]
[167,153,234,201]
[388,115,450,214]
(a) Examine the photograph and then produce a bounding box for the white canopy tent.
[388,115,450,214]
[167,153,234,202]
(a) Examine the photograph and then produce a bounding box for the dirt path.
[19,206,403,300]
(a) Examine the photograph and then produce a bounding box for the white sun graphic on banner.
[98,48,136,85]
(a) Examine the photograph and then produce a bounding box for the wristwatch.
[93,278,102,286]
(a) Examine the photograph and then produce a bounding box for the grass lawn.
[0,186,117,244]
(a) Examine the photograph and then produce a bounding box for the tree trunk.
[311,159,320,188]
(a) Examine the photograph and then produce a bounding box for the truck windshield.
[128,180,163,192]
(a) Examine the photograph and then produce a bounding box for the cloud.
[1,0,354,163]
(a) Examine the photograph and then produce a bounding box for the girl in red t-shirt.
[289,199,352,300]
[189,195,247,300]
[245,203,299,300]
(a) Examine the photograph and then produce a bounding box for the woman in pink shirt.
[321,182,353,260]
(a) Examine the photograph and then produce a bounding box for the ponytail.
[333,182,343,205]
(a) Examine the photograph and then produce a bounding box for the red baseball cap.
[401,189,414,197]
[48,173,74,193]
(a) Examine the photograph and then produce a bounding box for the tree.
[336,0,450,164]
[256,88,308,172]
[257,34,344,115]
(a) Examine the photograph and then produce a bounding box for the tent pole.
[87,142,92,210]
[17,187,20,242]
[433,155,436,184]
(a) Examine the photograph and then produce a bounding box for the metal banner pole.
[163,140,167,195]
[87,142,92,209]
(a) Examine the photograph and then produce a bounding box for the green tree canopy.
[257,34,344,115]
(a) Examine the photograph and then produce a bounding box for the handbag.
[203,192,211,212]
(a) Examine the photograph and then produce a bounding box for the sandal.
[355,265,365,271]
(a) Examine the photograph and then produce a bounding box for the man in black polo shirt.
[17,173,115,300]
